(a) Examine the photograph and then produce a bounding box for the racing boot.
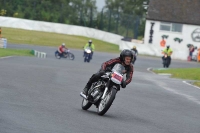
[82,82,92,96]
[81,73,99,96]
[82,86,89,96]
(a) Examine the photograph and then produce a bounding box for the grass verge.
[153,68,200,87]
[1,27,120,53]
[0,48,33,57]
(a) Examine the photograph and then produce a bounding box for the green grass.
[153,68,200,87]
[0,48,33,57]
[1,27,120,53]
[194,82,200,87]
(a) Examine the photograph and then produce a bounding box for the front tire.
[82,99,92,110]
[97,88,117,116]
[84,53,90,63]
[68,53,75,60]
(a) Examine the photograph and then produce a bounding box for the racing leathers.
[82,57,134,95]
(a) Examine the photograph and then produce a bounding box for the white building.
[144,0,200,59]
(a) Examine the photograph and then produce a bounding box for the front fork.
[101,79,111,100]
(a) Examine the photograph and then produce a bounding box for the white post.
[34,50,38,56]
[37,52,41,58]
[41,52,46,58]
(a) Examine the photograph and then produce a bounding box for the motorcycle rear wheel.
[55,52,61,59]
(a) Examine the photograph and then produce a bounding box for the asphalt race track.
[0,44,200,133]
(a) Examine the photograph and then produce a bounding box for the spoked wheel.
[97,88,117,116]
[55,52,61,59]
[82,98,92,110]
[68,53,75,60]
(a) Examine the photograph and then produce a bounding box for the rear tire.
[97,88,117,116]
[55,52,61,59]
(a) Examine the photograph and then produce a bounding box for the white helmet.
[62,43,65,46]
[88,40,92,43]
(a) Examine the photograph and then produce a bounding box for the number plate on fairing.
[111,72,123,84]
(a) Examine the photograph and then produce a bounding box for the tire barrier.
[30,50,47,58]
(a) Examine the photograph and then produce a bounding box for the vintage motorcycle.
[84,47,92,62]
[55,49,75,60]
[80,63,125,116]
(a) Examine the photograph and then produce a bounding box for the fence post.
[133,16,140,39]
[0,27,2,38]
[115,12,119,34]
[108,9,112,32]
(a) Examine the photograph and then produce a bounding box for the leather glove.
[99,70,105,75]
[121,80,126,88]
[105,67,112,72]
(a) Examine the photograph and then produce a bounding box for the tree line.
[0,0,149,39]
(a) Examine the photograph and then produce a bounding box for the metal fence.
[97,9,143,39]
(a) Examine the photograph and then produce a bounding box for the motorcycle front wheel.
[82,99,92,110]
[84,53,90,63]
[97,88,117,116]
[67,53,75,60]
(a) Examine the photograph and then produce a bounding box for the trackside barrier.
[0,38,7,48]
[31,50,47,58]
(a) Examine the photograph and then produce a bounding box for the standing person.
[189,45,195,58]
[83,40,95,59]
[197,47,200,62]
[162,45,173,65]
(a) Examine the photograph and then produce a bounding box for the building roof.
[146,0,200,25]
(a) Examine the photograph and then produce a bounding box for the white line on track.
[183,81,200,90]
[0,56,14,59]
[147,67,156,74]
[147,67,200,90]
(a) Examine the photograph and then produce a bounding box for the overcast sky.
[96,0,106,11]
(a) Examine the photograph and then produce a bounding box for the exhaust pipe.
[80,92,88,100]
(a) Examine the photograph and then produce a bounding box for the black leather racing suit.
[84,57,134,91]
